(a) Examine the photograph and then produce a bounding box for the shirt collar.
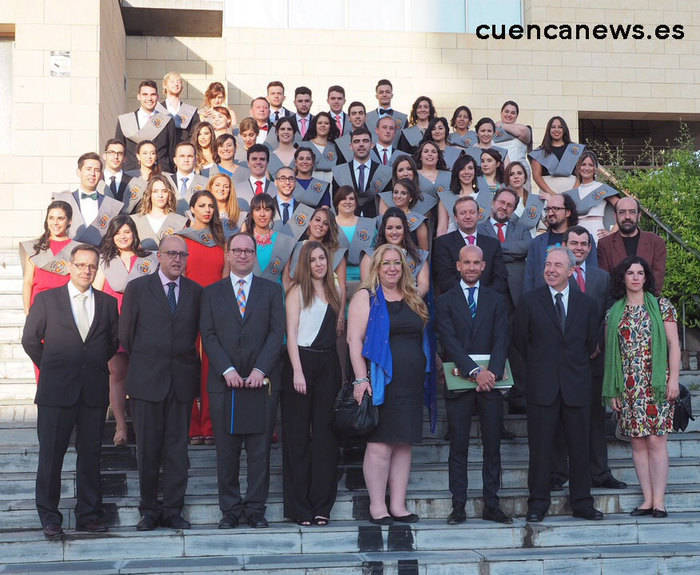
[158,269,180,287]
[548,284,570,299]
[460,279,480,291]
[67,281,93,298]
[230,271,253,285]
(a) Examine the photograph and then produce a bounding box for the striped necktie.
[236,279,247,316]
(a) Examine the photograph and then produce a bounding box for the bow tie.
[81,192,98,200]
[260,125,269,131]
[379,108,393,116]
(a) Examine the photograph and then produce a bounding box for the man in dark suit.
[433,196,508,295]
[436,245,512,525]
[370,116,406,167]
[119,235,203,531]
[327,85,351,137]
[200,232,284,529]
[22,244,119,538]
[115,80,176,173]
[289,86,314,140]
[365,79,408,146]
[335,101,367,163]
[550,227,627,491]
[101,139,132,205]
[267,81,292,124]
[597,196,666,295]
[233,144,278,205]
[332,126,392,218]
[514,247,603,522]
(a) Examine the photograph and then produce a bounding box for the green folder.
[443,355,513,392]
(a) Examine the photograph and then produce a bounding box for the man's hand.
[246,369,266,388]
[476,369,496,392]
[224,370,245,388]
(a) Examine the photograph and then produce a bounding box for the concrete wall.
[99,0,126,148]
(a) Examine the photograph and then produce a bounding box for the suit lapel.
[84,290,101,340]
[148,270,172,315]
[539,287,562,332]
[59,285,83,340]
[564,289,582,334]
[224,277,244,324]
[242,276,262,323]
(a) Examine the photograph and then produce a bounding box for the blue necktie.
[467,286,477,319]
[357,164,366,193]
[167,282,177,313]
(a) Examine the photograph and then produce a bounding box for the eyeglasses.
[162,250,189,259]
[544,207,566,213]
[72,263,98,272]
[229,248,255,256]
[276,176,295,183]
[105,150,124,156]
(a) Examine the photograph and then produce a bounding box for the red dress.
[102,255,138,312]
[184,237,225,439]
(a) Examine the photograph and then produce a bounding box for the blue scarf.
[362,286,393,406]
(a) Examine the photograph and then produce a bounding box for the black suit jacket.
[120,271,203,403]
[514,286,598,407]
[436,283,509,399]
[200,275,284,433]
[115,110,177,173]
[102,173,133,204]
[160,100,201,144]
[432,231,508,295]
[22,285,119,407]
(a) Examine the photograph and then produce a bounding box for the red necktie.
[260,125,269,131]
[382,148,388,165]
[255,181,263,195]
[575,265,586,292]
[335,114,342,133]
[467,235,475,245]
[496,223,506,243]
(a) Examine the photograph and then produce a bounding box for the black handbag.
[332,382,379,437]
[673,384,694,432]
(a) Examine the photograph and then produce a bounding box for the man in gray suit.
[550,226,627,491]
[200,232,284,529]
[365,79,408,146]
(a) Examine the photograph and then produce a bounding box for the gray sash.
[273,203,314,240]
[156,102,197,130]
[493,126,515,143]
[401,125,424,149]
[518,194,545,230]
[118,111,171,144]
[166,173,208,216]
[418,170,451,200]
[53,191,124,246]
[464,145,509,166]
[378,190,435,222]
[298,142,340,172]
[221,217,240,240]
[176,226,219,247]
[132,212,187,251]
[251,232,293,282]
[20,239,79,276]
[448,130,477,148]
[334,134,352,164]
[268,153,294,178]
[332,163,392,199]
[568,183,619,215]
[438,179,492,227]
[443,146,464,170]
[342,217,377,265]
[293,179,330,208]
[529,143,585,177]
[288,242,347,278]
[123,176,147,214]
[101,252,158,293]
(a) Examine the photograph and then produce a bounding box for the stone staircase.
[2,248,700,574]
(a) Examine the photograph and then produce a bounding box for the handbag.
[332,382,379,437]
[673,383,694,432]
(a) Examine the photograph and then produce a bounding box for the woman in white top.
[495,100,532,169]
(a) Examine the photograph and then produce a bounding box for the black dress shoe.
[526,511,544,522]
[447,508,466,525]
[630,507,653,517]
[593,477,628,489]
[550,480,566,492]
[483,507,513,524]
[391,513,419,523]
[248,516,269,528]
[76,520,108,533]
[652,508,668,518]
[42,524,64,539]
[572,508,604,520]
[160,515,191,529]
[369,515,394,525]
[137,515,159,531]
[218,515,239,529]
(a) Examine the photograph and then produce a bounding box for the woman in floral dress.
[603,256,680,518]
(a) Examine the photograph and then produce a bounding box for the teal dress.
[256,231,279,279]
[340,225,361,282]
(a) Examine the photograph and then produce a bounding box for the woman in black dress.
[347,244,429,524]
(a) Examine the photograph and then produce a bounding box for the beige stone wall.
[99,0,126,148]
[1,0,124,248]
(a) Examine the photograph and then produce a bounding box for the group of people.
[20,73,680,539]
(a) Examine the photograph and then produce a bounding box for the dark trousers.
[445,389,503,510]
[131,388,193,520]
[551,372,612,484]
[527,394,593,515]
[210,391,270,520]
[281,348,340,521]
[36,402,106,527]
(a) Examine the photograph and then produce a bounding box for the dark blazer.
[120,272,203,403]
[597,230,666,295]
[329,111,351,136]
[160,100,201,144]
[102,173,133,204]
[200,275,284,433]
[115,110,177,173]
[477,219,532,307]
[22,285,119,407]
[514,286,598,407]
[432,231,508,295]
[436,283,509,399]
[288,114,314,138]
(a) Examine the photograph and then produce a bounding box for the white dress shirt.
[103,169,123,193]
[136,108,154,130]
[548,283,570,314]
[67,281,95,332]
[352,160,372,192]
[78,186,99,225]
[158,269,180,303]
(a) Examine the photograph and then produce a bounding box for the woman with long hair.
[347,244,429,524]
[604,256,680,518]
[480,148,505,192]
[420,117,464,169]
[130,174,187,251]
[529,115,583,198]
[94,215,157,445]
[282,241,342,526]
[495,100,532,168]
[293,147,332,208]
[437,154,489,236]
[122,140,161,213]
[213,133,247,179]
[414,140,451,202]
[235,117,260,165]
[210,106,233,138]
[464,117,509,168]
[378,179,429,251]
[448,105,477,148]
[301,111,340,182]
[208,172,241,239]
[178,190,226,445]
[199,81,237,127]
[191,121,216,175]
[504,160,543,233]
[399,96,436,153]
[269,116,298,176]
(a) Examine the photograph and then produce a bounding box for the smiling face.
[210,175,230,204]
[477,122,494,145]
[577,156,597,183]
[549,118,564,142]
[392,184,410,210]
[454,109,471,131]
[544,249,573,292]
[431,121,447,143]
[165,75,183,97]
[395,159,415,181]
[252,205,274,231]
[501,104,518,124]
[247,151,268,178]
[226,233,256,277]
[192,194,214,225]
[217,138,235,161]
[565,231,591,265]
[137,143,157,170]
[336,191,356,215]
[47,207,70,238]
[210,111,229,131]
[308,210,330,241]
[454,199,478,234]
[295,150,314,176]
[137,85,158,113]
[377,246,402,288]
[113,223,135,252]
[506,163,526,189]
[416,99,431,121]
[545,194,569,230]
[197,126,213,148]
[309,246,328,280]
[458,161,476,187]
[78,159,102,191]
[383,216,405,245]
[70,248,99,292]
[277,122,295,144]
[315,115,331,137]
[420,143,438,168]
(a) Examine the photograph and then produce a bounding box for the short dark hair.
[376,79,393,91]
[611,255,657,300]
[77,152,102,170]
[138,80,158,93]
[453,195,478,216]
[563,225,591,244]
[348,101,366,113]
[351,126,372,140]
[250,96,270,108]
[294,86,312,98]
[267,81,284,92]
[562,193,579,226]
[247,143,270,162]
[70,243,99,262]
[174,141,196,156]
[493,187,520,209]
[327,85,345,97]
[103,138,124,152]
[226,231,257,252]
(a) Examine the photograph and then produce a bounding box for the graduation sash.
[437,178,492,227]
[132,212,187,252]
[518,194,545,231]
[442,146,464,170]
[122,176,147,214]
[447,130,477,148]
[298,142,339,172]
[20,239,79,276]
[401,125,424,149]
[53,191,124,246]
[529,143,585,178]
[221,216,240,240]
[464,145,509,166]
[176,226,219,247]
[253,232,297,282]
[568,183,619,215]
[101,252,158,293]
[292,179,331,208]
[268,153,294,178]
[417,170,451,201]
[273,203,314,241]
[118,111,171,144]
[342,217,377,265]
[334,134,352,164]
[377,192,432,230]
[288,242,347,278]
[332,163,392,202]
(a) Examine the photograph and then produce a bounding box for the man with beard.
[597,196,666,295]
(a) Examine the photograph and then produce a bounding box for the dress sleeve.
[658,297,677,322]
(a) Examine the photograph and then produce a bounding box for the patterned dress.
[611,297,676,437]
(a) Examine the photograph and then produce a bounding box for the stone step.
[0,308,28,327]
[0,359,35,380]
[0,292,22,309]
[0,342,33,360]
[0,513,699,568]
[0,277,23,293]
